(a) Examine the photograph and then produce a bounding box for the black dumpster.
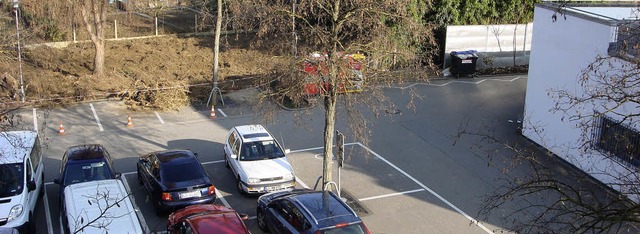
[450,50,478,78]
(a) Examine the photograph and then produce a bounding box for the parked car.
[62,179,143,233]
[224,124,295,195]
[257,189,370,234]
[167,204,250,234]
[137,149,216,214]
[54,144,119,202]
[0,131,44,233]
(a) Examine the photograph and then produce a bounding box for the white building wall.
[524,5,639,196]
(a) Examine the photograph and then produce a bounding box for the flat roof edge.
[537,2,638,25]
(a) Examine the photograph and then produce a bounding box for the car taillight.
[162,192,172,201]
[208,186,215,195]
[363,223,371,234]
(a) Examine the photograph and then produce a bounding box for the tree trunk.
[322,87,337,190]
[321,0,342,191]
[212,0,222,91]
[79,0,107,76]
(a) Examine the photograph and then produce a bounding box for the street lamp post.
[13,0,25,103]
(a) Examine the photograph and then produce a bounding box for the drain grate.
[340,189,372,217]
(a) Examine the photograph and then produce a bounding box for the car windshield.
[63,161,113,186]
[0,163,24,198]
[239,140,284,161]
[321,223,368,234]
[161,160,205,183]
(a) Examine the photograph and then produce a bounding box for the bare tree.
[228,0,435,190]
[66,183,138,233]
[74,0,108,76]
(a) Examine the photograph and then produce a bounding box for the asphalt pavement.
[15,75,540,234]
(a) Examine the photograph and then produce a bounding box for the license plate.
[179,190,201,199]
[264,186,281,192]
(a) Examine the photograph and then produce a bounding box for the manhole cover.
[340,189,372,217]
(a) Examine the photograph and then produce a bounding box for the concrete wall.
[444,24,533,69]
[523,5,639,197]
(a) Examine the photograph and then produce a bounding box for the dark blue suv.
[257,189,370,234]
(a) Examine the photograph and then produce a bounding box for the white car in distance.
[224,125,295,195]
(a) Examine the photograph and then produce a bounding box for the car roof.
[154,150,196,164]
[188,211,249,234]
[0,131,37,164]
[64,144,108,161]
[234,125,274,142]
[289,190,360,227]
[63,179,143,233]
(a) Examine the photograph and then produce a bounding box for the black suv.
[257,189,370,234]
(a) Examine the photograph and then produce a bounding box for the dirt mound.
[0,34,288,108]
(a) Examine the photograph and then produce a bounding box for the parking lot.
[18,75,528,233]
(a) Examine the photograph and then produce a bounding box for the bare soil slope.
[0,34,287,107]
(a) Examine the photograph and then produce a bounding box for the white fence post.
[114,19,118,39]
[155,17,158,36]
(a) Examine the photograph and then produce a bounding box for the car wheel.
[137,168,143,185]
[224,153,230,168]
[257,209,269,232]
[39,174,45,198]
[237,179,247,195]
[26,213,34,233]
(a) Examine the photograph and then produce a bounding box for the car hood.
[0,193,23,219]
[239,157,293,179]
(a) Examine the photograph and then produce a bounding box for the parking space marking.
[358,188,426,202]
[89,104,104,131]
[121,175,151,234]
[32,108,38,132]
[43,186,53,234]
[391,75,525,89]
[217,108,227,117]
[295,176,310,189]
[202,160,224,165]
[355,142,492,233]
[154,111,165,124]
[214,189,231,208]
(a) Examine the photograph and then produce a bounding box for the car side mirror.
[115,173,122,179]
[239,213,249,221]
[230,154,238,159]
[27,180,36,191]
[284,149,291,154]
[53,178,61,185]
[194,152,199,157]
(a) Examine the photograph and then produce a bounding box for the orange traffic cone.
[126,114,134,128]
[58,121,65,136]
[210,105,216,119]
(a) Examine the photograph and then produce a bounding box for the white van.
[0,131,44,233]
[62,179,143,234]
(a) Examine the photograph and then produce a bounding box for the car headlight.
[7,204,23,222]
[247,177,260,184]
[283,173,294,181]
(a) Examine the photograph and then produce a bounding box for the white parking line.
[355,142,493,233]
[32,108,38,132]
[358,189,425,202]
[295,176,310,189]
[154,112,165,124]
[121,175,150,234]
[215,189,231,208]
[43,186,53,234]
[217,109,227,117]
[89,104,104,131]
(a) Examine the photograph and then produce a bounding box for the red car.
[167,204,250,234]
